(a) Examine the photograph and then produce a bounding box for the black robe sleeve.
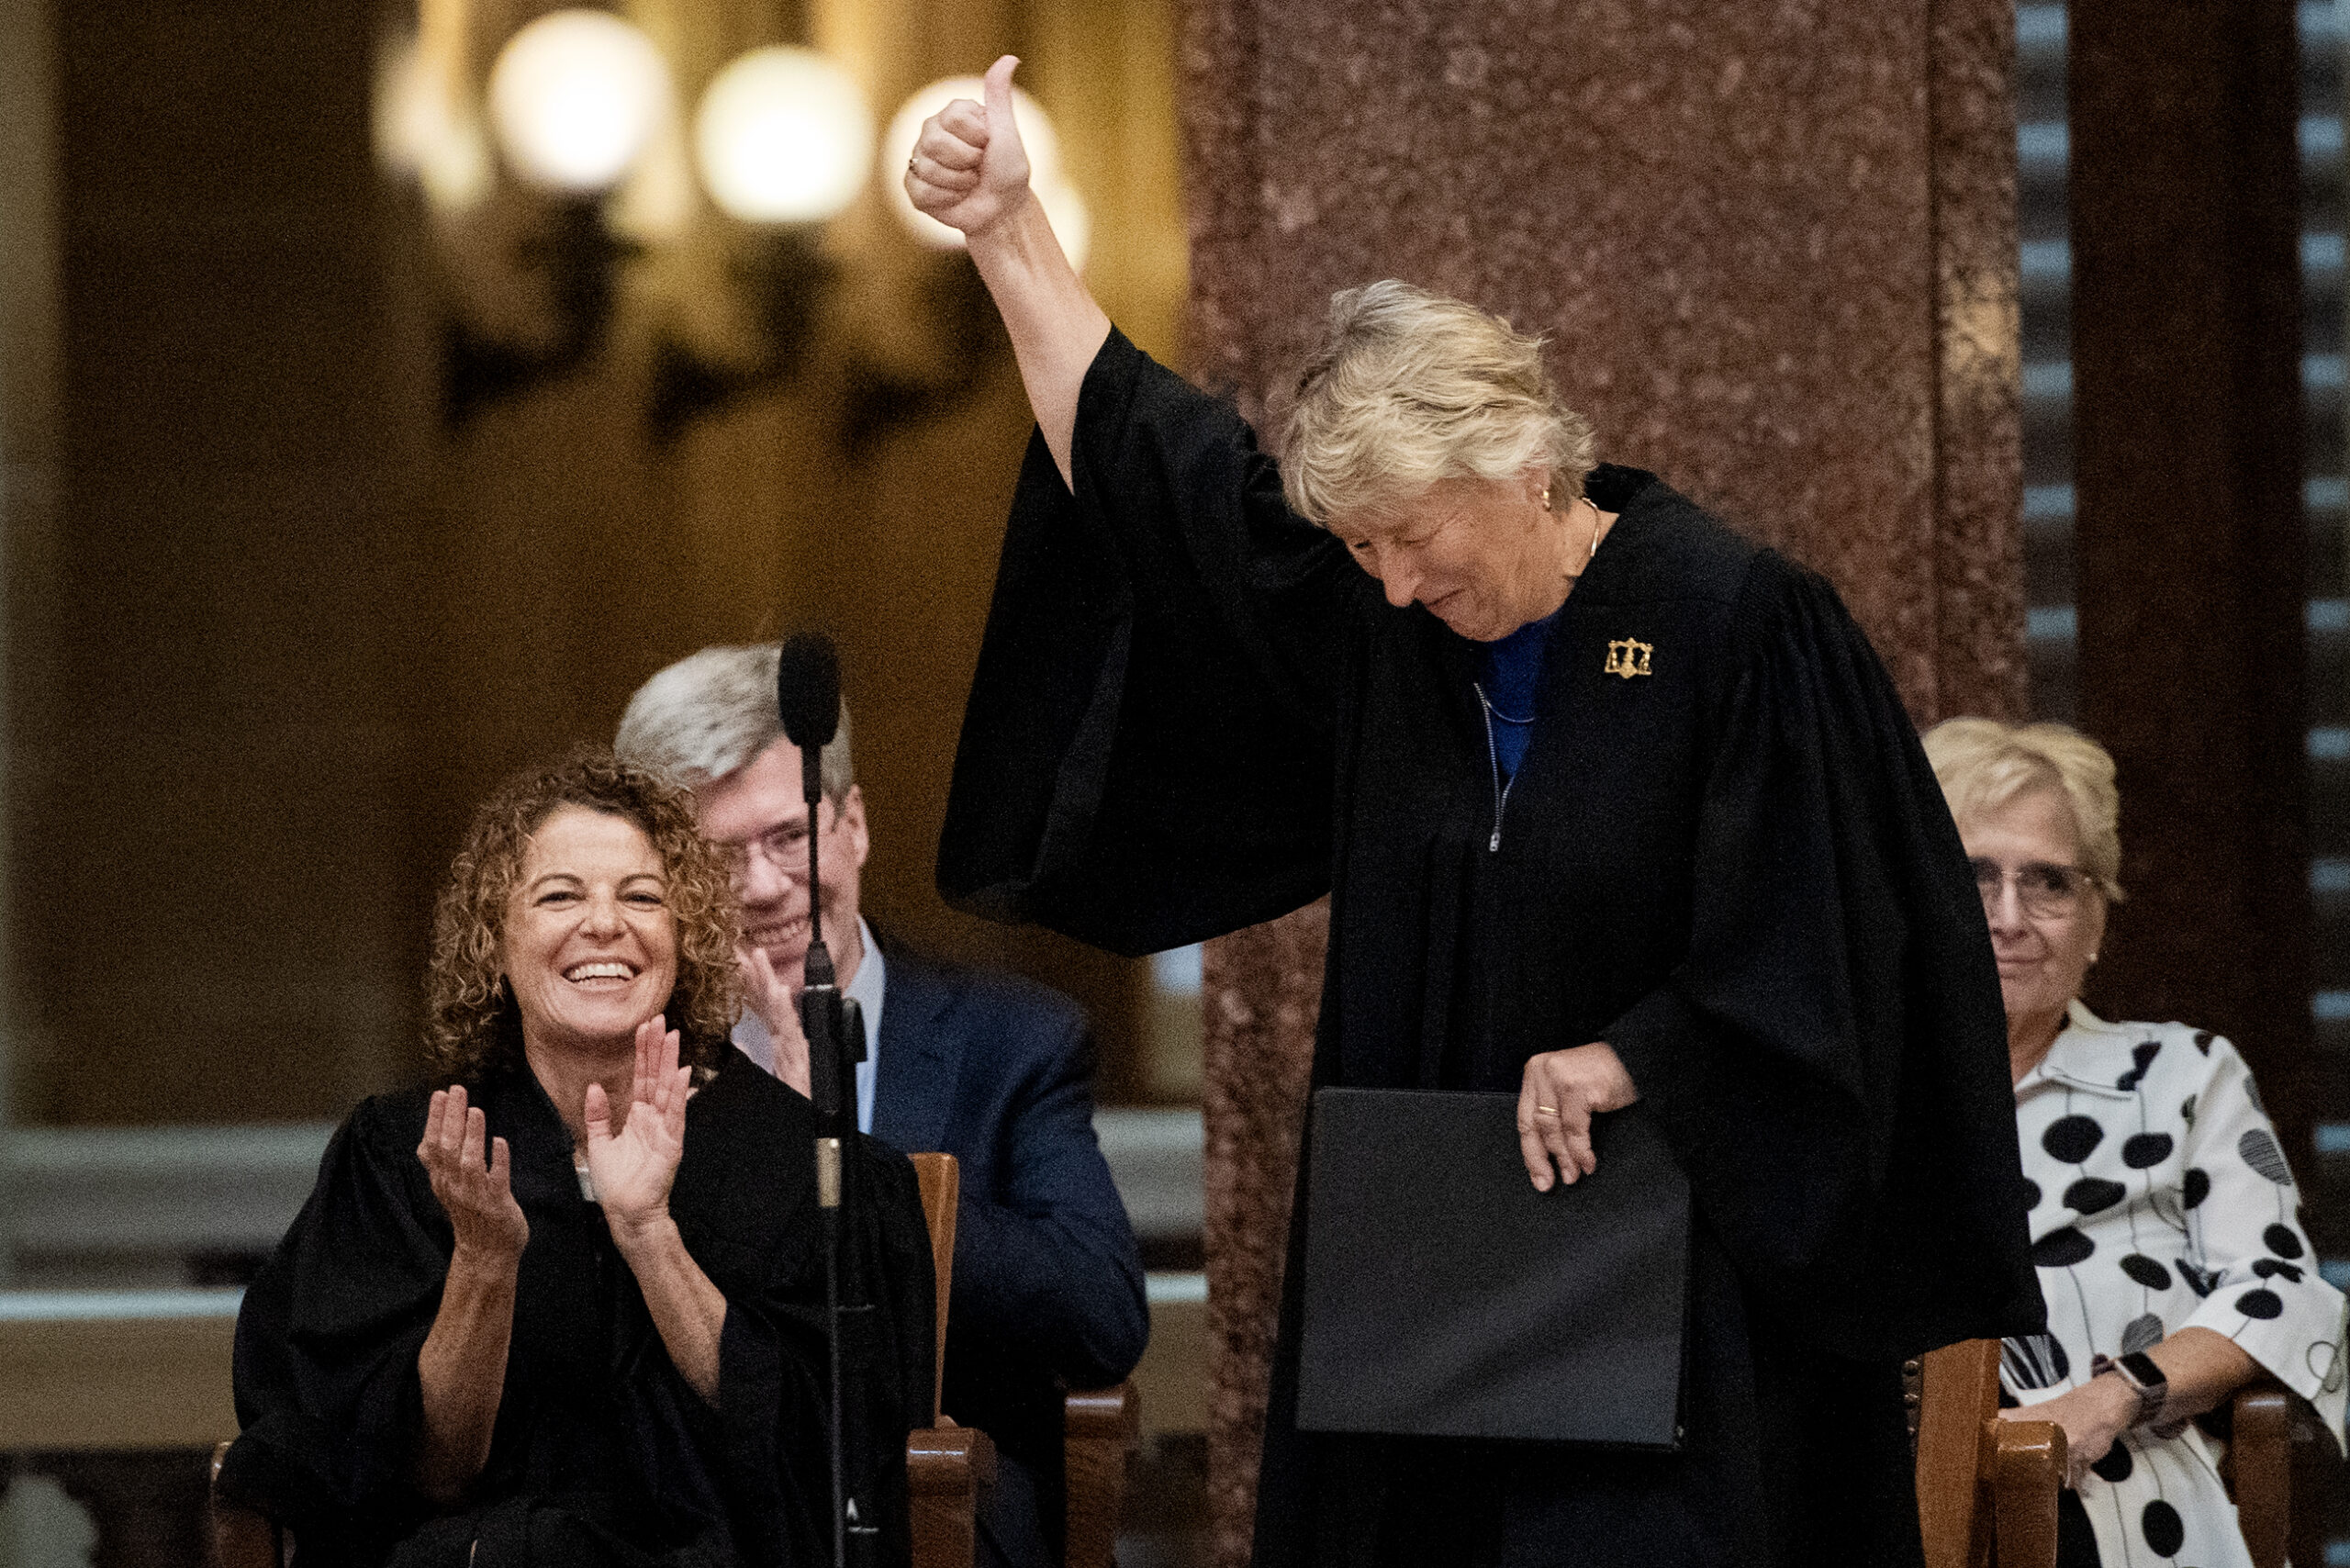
[938,330,1367,955]
[218,1096,448,1553]
[1601,554,2044,1357]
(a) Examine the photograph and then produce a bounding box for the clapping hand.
[905,55,1033,241]
[417,1084,530,1262]
[738,942,812,1097]
[584,1015,691,1239]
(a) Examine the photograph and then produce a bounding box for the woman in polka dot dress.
[1925,718,2347,1568]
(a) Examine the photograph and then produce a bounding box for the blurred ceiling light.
[487,10,670,194]
[696,47,876,224]
[375,30,492,211]
[880,76,1072,255]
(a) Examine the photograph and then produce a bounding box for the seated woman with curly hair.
[219,751,935,1568]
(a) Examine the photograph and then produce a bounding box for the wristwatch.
[2107,1350,2170,1428]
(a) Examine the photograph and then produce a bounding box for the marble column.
[1178,1,2026,1559]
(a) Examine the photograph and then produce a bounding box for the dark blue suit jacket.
[867,935,1147,1568]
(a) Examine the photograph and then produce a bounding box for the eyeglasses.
[715,820,811,879]
[1969,857,2093,919]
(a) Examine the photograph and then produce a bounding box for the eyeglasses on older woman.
[1968,856,2092,919]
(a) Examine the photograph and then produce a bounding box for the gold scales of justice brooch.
[1604,638,1654,678]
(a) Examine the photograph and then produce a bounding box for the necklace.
[1473,681,1534,725]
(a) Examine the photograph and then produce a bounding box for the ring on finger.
[1535,1104,1560,1117]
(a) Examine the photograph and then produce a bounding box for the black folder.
[1295,1087,1691,1448]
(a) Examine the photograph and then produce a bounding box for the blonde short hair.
[1921,718,2125,902]
[1281,280,1598,526]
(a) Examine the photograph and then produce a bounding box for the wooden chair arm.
[908,1424,997,1568]
[2226,1381,2293,1568]
[208,1439,281,1568]
[1985,1417,2065,1568]
[1063,1381,1142,1568]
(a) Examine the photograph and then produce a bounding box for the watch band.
[2109,1350,2169,1427]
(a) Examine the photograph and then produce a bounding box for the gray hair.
[1281,280,1599,527]
[615,644,856,801]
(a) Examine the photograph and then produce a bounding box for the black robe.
[939,331,2046,1566]
[219,1046,935,1568]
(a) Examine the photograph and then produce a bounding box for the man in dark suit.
[617,645,1147,1568]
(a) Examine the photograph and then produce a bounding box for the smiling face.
[1329,470,1575,641]
[1958,785,2108,1039]
[499,804,679,1058]
[692,739,867,979]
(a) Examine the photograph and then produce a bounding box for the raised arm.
[412,1085,529,1504]
[906,54,1109,486]
[587,1016,728,1403]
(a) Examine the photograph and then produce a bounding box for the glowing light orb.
[695,47,875,224]
[487,11,670,194]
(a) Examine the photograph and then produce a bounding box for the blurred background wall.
[0,0,1196,1138]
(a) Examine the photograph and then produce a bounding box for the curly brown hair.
[425,748,743,1080]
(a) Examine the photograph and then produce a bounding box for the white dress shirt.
[730,916,886,1135]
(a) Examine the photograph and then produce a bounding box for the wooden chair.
[1914,1338,2067,1568]
[1912,1339,2299,1568]
[2214,1379,2295,1568]
[905,1153,1144,1568]
[210,1151,1138,1568]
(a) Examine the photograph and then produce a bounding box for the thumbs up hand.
[905,54,1035,240]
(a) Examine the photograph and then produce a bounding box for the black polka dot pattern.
[2239,1127,2292,1185]
[2141,1499,2185,1556]
[2031,1227,2094,1268]
[2235,1288,2284,1321]
[2013,1012,2346,1568]
[2065,1177,2127,1215]
[2042,1115,2103,1163]
[2020,1178,2041,1210]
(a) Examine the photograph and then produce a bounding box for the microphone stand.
[796,746,873,1568]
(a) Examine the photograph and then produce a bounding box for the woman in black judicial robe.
[218,753,934,1568]
[908,62,2046,1568]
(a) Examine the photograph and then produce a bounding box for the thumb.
[584,1080,611,1141]
[982,54,1021,138]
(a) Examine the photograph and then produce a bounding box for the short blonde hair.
[1921,718,2125,902]
[424,749,743,1080]
[1281,280,1598,526]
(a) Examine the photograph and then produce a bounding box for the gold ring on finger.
[1535,1104,1560,1116]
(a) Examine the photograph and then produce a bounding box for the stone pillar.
[1179,2,2025,1559]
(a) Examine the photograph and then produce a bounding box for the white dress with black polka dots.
[2005,1002,2348,1568]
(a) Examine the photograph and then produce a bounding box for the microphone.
[774,632,874,1568]
[775,631,842,981]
